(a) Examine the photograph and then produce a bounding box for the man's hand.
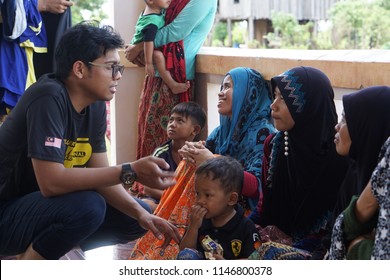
[125,43,144,66]
[131,156,176,190]
[138,212,181,246]
[38,0,74,13]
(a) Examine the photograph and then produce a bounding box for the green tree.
[231,21,247,46]
[330,0,390,49]
[265,11,313,49]
[376,0,390,9]
[212,21,228,45]
[71,0,108,25]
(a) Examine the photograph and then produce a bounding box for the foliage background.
[72,0,390,50]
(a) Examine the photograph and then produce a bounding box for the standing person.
[329,86,390,259]
[0,0,47,120]
[134,101,207,212]
[177,156,261,260]
[34,0,74,78]
[0,22,180,260]
[0,0,73,122]
[129,67,275,259]
[125,0,218,166]
[130,0,190,94]
[252,66,349,259]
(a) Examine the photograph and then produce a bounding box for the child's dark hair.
[55,20,124,79]
[195,156,243,195]
[171,101,206,129]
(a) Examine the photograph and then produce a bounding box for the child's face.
[167,113,198,141]
[150,0,171,9]
[194,174,234,220]
[270,86,295,131]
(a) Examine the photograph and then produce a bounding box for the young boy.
[131,0,190,94]
[138,101,207,211]
[177,156,261,260]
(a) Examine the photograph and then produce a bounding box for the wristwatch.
[120,163,137,186]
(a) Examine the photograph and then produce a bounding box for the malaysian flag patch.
[45,137,62,148]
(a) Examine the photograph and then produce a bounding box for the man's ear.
[228,192,239,205]
[73,61,86,79]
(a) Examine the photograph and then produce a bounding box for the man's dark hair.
[55,20,124,79]
[171,101,207,129]
[195,156,243,195]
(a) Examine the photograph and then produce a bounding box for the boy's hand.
[145,63,155,77]
[212,254,225,260]
[179,141,213,166]
[190,204,207,229]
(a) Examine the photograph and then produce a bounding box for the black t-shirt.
[197,205,260,259]
[0,74,106,201]
[152,140,178,172]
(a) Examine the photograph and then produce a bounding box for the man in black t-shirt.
[0,22,180,260]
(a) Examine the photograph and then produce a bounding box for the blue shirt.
[154,0,217,80]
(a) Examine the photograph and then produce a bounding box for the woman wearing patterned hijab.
[205,67,276,210]
[254,66,349,257]
[129,67,275,259]
[330,86,390,259]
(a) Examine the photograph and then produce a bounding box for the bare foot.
[169,81,190,94]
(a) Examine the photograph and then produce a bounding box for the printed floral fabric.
[371,137,390,259]
[129,161,196,259]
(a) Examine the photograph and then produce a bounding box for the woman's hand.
[125,43,145,66]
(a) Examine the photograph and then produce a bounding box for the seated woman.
[129,67,275,259]
[250,66,349,259]
[329,86,390,260]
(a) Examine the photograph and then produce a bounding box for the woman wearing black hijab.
[330,86,390,259]
[252,66,349,258]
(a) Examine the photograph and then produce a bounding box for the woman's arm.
[154,0,212,47]
[355,181,379,224]
[242,172,259,198]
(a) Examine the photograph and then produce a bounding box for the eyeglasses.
[88,62,124,79]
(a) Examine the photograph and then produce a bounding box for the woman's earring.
[284,131,289,156]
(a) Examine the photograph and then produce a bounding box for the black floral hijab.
[343,86,390,193]
[260,66,349,239]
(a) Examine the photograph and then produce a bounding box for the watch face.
[121,164,137,185]
[123,174,135,185]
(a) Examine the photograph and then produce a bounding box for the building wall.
[218,0,339,20]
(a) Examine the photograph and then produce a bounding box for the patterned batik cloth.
[129,161,196,259]
[248,241,312,260]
